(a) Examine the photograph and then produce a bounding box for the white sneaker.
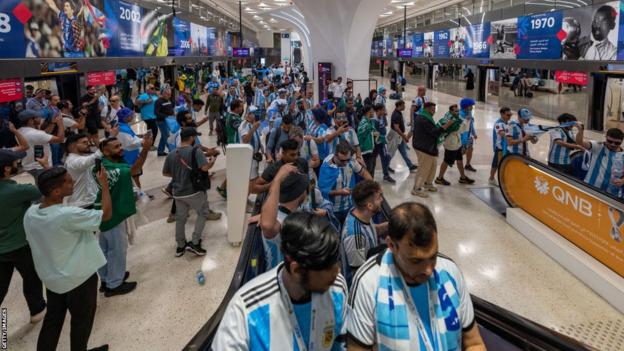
[488,179,499,187]
[411,188,429,198]
[30,308,46,324]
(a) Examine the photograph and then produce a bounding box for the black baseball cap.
[180,127,202,139]
[279,172,308,203]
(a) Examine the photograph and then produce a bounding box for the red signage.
[0,79,23,103]
[376,59,381,65]
[554,71,588,86]
[86,71,117,86]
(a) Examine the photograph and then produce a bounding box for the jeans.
[37,273,97,351]
[50,143,63,166]
[397,142,415,168]
[373,144,391,177]
[175,192,210,247]
[0,245,46,316]
[156,120,170,154]
[98,223,128,289]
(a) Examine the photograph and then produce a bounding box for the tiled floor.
[2,75,622,350]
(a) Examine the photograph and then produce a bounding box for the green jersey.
[94,158,136,232]
[357,116,375,154]
[225,112,242,144]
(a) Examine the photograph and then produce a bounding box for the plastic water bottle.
[609,157,624,197]
[196,270,206,286]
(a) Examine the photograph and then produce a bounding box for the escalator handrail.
[185,194,590,350]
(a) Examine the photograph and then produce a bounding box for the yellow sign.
[500,156,624,278]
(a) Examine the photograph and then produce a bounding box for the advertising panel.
[170,17,190,56]
[433,29,450,57]
[141,8,171,57]
[554,70,588,85]
[562,3,619,60]
[500,156,624,278]
[449,27,466,58]
[489,18,518,58]
[397,48,412,58]
[86,70,116,86]
[233,47,250,57]
[412,32,424,57]
[465,22,491,58]
[318,62,332,101]
[104,0,143,56]
[0,78,23,103]
[0,0,27,58]
[517,11,563,59]
[423,32,434,58]
[24,0,109,57]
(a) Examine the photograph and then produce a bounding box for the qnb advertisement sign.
[500,156,624,278]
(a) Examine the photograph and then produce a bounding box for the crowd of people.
[1,57,623,351]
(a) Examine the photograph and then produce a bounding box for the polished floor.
[2,76,623,350]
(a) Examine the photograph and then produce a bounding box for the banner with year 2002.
[105,0,143,56]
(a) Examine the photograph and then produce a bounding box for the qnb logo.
[534,176,549,195]
[534,176,593,217]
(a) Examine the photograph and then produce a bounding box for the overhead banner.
[0,0,27,58]
[449,27,466,58]
[412,32,424,57]
[516,11,563,59]
[423,32,434,58]
[170,18,191,56]
[466,23,491,58]
[105,0,143,56]
[500,156,624,279]
[0,78,23,103]
[86,70,116,86]
[190,23,208,56]
[434,30,449,57]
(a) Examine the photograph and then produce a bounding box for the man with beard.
[17,109,65,178]
[0,150,47,325]
[347,202,486,351]
[212,211,348,351]
[65,133,103,209]
[583,5,618,61]
[340,180,387,286]
[95,134,153,296]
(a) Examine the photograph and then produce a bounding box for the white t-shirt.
[19,127,53,171]
[64,152,100,208]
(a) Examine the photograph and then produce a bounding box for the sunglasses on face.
[606,138,622,146]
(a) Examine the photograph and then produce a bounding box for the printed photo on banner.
[423,31,434,58]
[141,8,172,57]
[24,0,109,58]
[465,23,491,58]
[449,27,466,58]
[0,0,27,58]
[562,2,619,61]
[104,0,143,56]
[412,32,424,57]
[434,29,450,58]
[215,28,227,56]
[603,77,624,130]
[190,22,208,56]
[489,18,518,58]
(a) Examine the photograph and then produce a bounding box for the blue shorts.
[491,149,504,168]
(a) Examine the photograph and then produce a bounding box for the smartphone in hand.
[34,145,44,159]
[94,158,102,173]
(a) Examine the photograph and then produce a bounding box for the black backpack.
[189,147,211,191]
[215,114,228,152]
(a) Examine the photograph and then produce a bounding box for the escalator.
[184,192,591,351]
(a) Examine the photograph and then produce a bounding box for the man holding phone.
[239,106,263,180]
[18,109,65,179]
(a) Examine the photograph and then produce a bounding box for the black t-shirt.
[261,158,309,183]
[391,110,405,133]
[80,94,99,121]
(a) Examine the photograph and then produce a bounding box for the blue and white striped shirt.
[254,88,266,109]
[508,120,529,156]
[320,155,362,213]
[492,118,508,152]
[238,120,261,153]
[327,127,360,155]
[261,209,289,269]
[340,210,377,286]
[212,263,348,351]
[548,128,576,165]
[584,141,624,193]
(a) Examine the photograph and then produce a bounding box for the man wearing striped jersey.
[507,108,538,157]
[340,180,388,286]
[260,165,309,269]
[239,106,263,180]
[212,212,348,351]
[347,202,486,351]
[318,142,372,225]
[548,113,581,175]
[488,107,512,187]
[326,112,361,159]
[575,124,624,195]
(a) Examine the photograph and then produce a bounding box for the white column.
[292,0,392,99]
[224,144,253,245]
